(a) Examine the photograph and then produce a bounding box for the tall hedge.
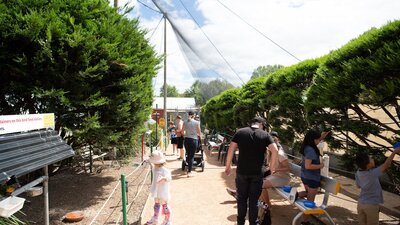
[233,76,268,128]
[264,58,325,145]
[0,0,161,155]
[305,21,400,190]
[201,88,240,134]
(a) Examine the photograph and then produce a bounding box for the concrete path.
[140,144,400,225]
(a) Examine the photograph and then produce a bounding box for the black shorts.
[171,137,177,144]
[177,136,184,148]
[301,177,320,189]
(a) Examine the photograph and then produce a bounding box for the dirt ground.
[21,158,151,225]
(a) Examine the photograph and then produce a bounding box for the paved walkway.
[140,144,400,225]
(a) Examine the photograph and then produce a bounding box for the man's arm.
[176,121,183,134]
[181,123,185,136]
[197,123,201,138]
[225,141,238,176]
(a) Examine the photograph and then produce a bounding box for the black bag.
[258,200,271,225]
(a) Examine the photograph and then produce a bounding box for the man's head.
[188,111,195,118]
[270,131,279,143]
[250,116,267,129]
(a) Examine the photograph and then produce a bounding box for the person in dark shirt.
[168,121,178,155]
[298,129,329,225]
[225,116,279,225]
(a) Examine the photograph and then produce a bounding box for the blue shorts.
[301,177,320,189]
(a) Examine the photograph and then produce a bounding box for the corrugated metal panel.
[0,130,74,183]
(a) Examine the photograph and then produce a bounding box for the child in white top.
[146,150,172,225]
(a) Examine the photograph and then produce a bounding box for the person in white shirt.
[146,151,172,225]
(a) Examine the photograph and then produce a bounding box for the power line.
[148,15,164,39]
[149,0,234,84]
[171,26,228,82]
[137,0,162,14]
[178,0,245,84]
[216,0,301,62]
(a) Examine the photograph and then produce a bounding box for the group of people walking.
[145,113,399,225]
[168,111,201,177]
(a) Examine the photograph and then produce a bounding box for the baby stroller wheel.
[181,160,186,171]
[201,162,205,172]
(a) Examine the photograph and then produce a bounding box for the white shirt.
[150,166,172,201]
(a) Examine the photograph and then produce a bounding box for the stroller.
[181,138,205,172]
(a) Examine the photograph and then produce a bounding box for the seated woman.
[260,131,290,207]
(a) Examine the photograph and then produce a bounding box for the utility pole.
[163,14,167,152]
[150,0,168,152]
[114,0,118,8]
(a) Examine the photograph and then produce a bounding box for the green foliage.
[305,20,400,151]
[184,79,234,106]
[159,84,180,97]
[304,21,400,192]
[201,96,218,130]
[0,0,161,156]
[201,20,400,193]
[233,76,267,128]
[250,64,284,80]
[201,88,240,133]
[265,58,324,144]
[145,124,162,148]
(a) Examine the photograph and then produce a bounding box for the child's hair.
[169,121,174,125]
[356,152,370,170]
[300,129,321,157]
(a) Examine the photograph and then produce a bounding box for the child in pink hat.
[146,150,172,225]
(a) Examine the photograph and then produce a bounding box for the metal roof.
[0,130,74,183]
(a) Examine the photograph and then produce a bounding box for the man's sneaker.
[145,216,158,225]
[160,219,171,225]
[226,188,237,200]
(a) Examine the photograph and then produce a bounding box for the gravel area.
[20,159,151,225]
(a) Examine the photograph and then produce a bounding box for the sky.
[110,0,400,94]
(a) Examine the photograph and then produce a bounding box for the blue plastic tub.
[282,185,292,193]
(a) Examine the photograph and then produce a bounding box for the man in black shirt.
[225,117,279,225]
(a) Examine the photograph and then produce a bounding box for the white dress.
[150,167,172,201]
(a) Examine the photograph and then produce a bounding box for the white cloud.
[112,0,400,94]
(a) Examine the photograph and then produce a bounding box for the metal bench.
[273,162,340,225]
[208,134,225,152]
[76,147,108,173]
